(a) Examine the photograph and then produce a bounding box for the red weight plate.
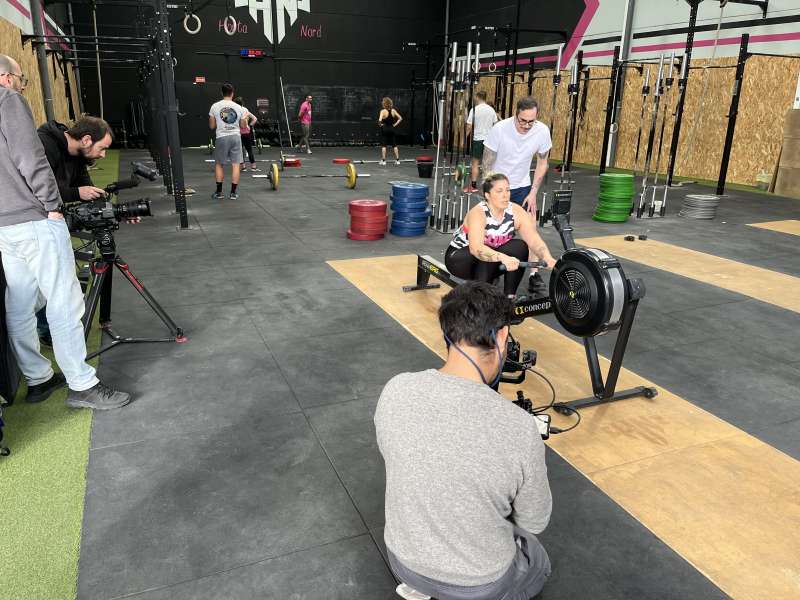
[333,158,352,164]
[351,226,388,235]
[349,199,386,209]
[347,229,384,241]
[350,214,389,224]
[284,158,301,167]
[349,211,388,220]
[350,224,388,233]
[350,217,388,227]
[416,156,434,162]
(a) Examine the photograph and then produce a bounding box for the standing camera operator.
[375,281,552,600]
[38,115,112,203]
[0,53,130,409]
[35,116,112,345]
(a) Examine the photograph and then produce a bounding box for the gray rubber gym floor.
[78,146,799,599]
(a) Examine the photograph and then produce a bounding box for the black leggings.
[241,133,255,164]
[445,238,529,296]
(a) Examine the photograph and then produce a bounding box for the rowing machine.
[403,214,657,410]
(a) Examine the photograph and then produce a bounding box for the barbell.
[253,162,364,191]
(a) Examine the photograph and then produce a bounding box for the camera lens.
[114,199,152,220]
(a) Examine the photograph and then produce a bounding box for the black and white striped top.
[450,202,516,250]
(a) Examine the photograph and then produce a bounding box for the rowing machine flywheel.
[549,248,628,338]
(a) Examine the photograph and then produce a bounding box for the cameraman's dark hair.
[438,281,513,352]
[221,82,234,97]
[516,96,539,114]
[475,90,487,101]
[482,172,509,196]
[66,116,112,143]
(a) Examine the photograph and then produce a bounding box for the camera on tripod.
[63,161,157,234]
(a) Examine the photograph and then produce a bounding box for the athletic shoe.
[379,160,386,166]
[229,192,238,200]
[25,372,66,403]
[250,165,260,171]
[306,149,312,154]
[463,185,479,193]
[66,382,131,410]
[395,160,401,166]
[528,272,548,297]
[211,191,224,200]
[395,584,431,600]
[240,164,247,172]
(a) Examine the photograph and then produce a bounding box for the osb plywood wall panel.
[1,17,77,127]
[475,54,799,187]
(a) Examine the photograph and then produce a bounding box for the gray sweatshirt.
[375,369,552,587]
[0,87,62,227]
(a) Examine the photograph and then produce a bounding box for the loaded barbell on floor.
[334,158,416,165]
[254,162,364,190]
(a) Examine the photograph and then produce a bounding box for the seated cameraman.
[445,173,556,298]
[375,281,552,600]
[0,53,130,409]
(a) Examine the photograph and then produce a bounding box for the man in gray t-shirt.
[375,281,551,600]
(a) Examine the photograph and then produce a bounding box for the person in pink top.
[297,94,313,154]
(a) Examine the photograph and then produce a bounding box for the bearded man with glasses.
[481,96,553,296]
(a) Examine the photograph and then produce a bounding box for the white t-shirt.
[209,99,246,139]
[483,117,552,189]
[466,103,498,141]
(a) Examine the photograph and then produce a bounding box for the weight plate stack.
[594,173,634,223]
[679,194,720,219]
[348,199,387,240]
[389,182,428,237]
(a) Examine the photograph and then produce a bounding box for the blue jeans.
[510,185,532,207]
[0,218,98,391]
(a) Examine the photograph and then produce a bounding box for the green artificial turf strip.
[0,150,119,599]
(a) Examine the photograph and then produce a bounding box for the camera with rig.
[63,161,157,233]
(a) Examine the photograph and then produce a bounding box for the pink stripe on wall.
[561,0,600,69]
[7,0,31,18]
[631,31,800,54]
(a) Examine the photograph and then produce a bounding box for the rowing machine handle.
[499,260,548,271]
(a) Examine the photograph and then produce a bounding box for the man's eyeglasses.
[516,115,536,127]
[2,72,28,86]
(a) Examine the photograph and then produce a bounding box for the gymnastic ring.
[488,62,497,73]
[183,13,201,35]
[223,15,237,36]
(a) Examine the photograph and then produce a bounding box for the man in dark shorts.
[465,90,498,192]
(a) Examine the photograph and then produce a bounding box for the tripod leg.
[82,265,109,340]
[99,264,113,325]
[115,260,186,340]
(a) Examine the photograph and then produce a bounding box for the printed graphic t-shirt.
[209,100,245,139]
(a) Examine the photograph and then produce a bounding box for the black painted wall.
[76,0,444,147]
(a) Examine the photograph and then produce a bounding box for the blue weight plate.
[391,190,430,201]
[392,216,430,225]
[391,227,427,237]
[391,203,429,212]
[390,195,429,204]
[390,181,428,190]
[392,208,431,217]
[391,222,428,234]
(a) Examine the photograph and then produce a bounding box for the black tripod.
[80,227,186,359]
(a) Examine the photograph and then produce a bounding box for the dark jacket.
[0,87,61,227]
[37,121,92,204]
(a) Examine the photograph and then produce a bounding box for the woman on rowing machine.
[444,173,557,297]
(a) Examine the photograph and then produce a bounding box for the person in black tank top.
[378,97,403,165]
[444,174,557,297]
